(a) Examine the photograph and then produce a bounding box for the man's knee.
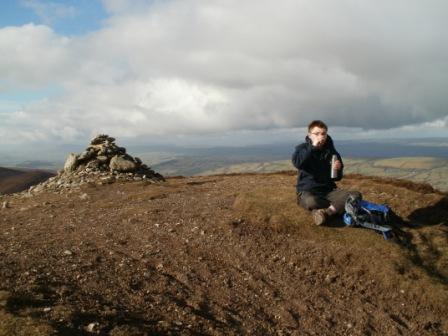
[298,192,328,210]
[328,189,362,213]
[303,196,321,210]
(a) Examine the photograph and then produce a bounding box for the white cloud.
[0,24,72,88]
[1,0,448,144]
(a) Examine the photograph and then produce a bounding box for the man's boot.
[312,209,328,226]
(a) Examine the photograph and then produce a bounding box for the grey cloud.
[1,0,448,144]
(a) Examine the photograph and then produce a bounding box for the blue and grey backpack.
[343,195,394,240]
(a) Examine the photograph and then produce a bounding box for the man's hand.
[333,160,342,170]
[309,134,326,148]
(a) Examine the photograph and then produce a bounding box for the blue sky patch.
[0,0,108,36]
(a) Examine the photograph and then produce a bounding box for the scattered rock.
[324,274,337,284]
[79,193,90,200]
[63,250,73,256]
[85,322,99,333]
[2,201,9,209]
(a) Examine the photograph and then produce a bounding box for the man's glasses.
[310,132,327,137]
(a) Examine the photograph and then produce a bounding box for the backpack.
[343,195,393,240]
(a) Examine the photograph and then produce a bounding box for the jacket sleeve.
[292,143,313,169]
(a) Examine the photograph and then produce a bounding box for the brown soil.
[0,172,447,335]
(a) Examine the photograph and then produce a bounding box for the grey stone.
[79,193,89,200]
[78,150,94,161]
[85,322,99,333]
[91,134,114,145]
[109,155,137,172]
[86,160,100,169]
[100,176,115,183]
[76,164,86,172]
[64,153,79,173]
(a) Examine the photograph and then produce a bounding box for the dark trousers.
[297,189,362,214]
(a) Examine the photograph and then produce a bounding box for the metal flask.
[331,155,338,179]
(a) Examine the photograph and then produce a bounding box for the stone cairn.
[27,134,164,194]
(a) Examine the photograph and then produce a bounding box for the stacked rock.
[64,134,155,175]
[27,135,164,194]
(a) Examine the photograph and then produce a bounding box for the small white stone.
[85,322,99,333]
[63,250,73,256]
[79,193,89,200]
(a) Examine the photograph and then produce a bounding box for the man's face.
[308,126,327,148]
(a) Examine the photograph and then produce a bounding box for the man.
[292,120,361,225]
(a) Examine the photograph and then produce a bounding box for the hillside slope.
[0,167,55,195]
[0,172,447,335]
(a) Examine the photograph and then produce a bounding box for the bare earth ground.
[0,172,447,335]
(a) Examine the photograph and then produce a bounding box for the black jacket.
[291,135,343,194]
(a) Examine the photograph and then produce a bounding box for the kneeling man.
[292,120,361,225]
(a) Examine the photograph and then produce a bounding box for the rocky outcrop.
[24,134,164,195]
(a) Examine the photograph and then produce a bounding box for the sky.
[1,0,448,148]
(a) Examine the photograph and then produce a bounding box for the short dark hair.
[308,120,328,132]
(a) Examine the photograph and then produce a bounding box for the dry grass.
[0,310,55,336]
[232,173,448,306]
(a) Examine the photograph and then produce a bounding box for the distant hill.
[0,167,56,194]
[4,137,448,170]
[14,160,62,170]
[195,157,448,192]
